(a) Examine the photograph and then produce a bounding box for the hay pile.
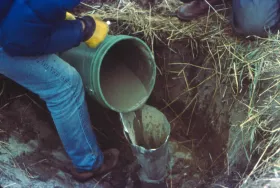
[76,0,280,187]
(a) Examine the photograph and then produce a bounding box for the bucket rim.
[92,35,157,113]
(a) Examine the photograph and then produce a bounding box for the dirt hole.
[0,41,236,187]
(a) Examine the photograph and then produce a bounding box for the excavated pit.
[0,40,237,188]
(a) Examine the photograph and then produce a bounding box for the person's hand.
[65,12,76,20]
[79,15,109,48]
[65,12,108,48]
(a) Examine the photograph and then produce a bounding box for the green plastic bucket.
[59,35,156,113]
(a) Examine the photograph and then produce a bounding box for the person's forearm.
[2,20,84,56]
[37,20,84,55]
[26,0,82,21]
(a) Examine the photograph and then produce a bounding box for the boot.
[176,0,224,21]
[70,148,120,182]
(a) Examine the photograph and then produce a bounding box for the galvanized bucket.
[120,104,170,184]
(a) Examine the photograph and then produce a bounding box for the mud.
[120,105,171,184]
[121,105,170,149]
[101,63,148,111]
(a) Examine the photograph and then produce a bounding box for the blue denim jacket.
[0,0,14,22]
[0,0,83,56]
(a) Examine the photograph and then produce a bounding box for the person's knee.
[232,0,280,37]
[64,67,84,103]
[68,67,84,95]
[49,66,85,114]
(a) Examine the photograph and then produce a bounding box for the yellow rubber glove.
[65,13,108,48]
[65,12,76,20]
[84,15,109,48]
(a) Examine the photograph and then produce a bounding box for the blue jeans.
[232,0,280,36]
[0,48,104,172]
